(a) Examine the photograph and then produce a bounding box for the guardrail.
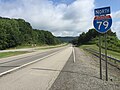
[84,48,120,69]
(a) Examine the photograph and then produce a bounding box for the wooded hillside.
[72,29,120,52]
[0,17,61,50]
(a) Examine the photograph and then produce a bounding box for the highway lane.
[0,45,73,90]
[0,45,119,90]
[0,45,70,74]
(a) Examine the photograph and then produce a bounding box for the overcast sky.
[0,0,120,38]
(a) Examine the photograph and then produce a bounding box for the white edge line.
[0,49,63,77]
[73,47,76,63]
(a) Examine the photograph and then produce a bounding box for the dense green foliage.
[57,37,77,43]
[0,17,61,50]
[96,35,120,52]
[73,28,120,52]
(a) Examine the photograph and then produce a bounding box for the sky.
[0,0,120,39]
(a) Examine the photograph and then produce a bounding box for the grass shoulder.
[8,43,68,50]
[36,43,68,50]
[0,51,29,59]
[0,43,68,59]
[79,44,120,60]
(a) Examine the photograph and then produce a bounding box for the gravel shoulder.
[50,47,120,90]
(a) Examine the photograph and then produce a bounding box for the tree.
[0,17,61,50]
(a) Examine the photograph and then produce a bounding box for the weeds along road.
[0,45,119,90]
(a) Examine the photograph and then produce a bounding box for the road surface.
[50,47,120,90]
[0,45,68,74]
[0,45,119,90]
[0,45,72,90]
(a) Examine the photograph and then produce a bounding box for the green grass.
[36,43,68,50]
[0,43,68,59]
[0,51,29,59]
[8,43,68,50]
[8,45,41,49]
[79,44,120,60]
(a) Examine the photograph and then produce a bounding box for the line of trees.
[72,29,120,52]
[0,17,61,50]
[77,29,117,45]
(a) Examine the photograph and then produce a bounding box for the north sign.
[94,7,110,16]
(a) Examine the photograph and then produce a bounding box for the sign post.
[105,33,108,81]
[93,6,112,81]
[99,33,102,79]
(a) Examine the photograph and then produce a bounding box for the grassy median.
[0,43,68,59]
[0,51,29,59]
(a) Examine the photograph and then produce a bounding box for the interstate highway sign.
[93,15,112,33]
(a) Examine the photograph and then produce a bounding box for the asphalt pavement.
[0,46,67,74]
[0,45,72,90]
[50,47,120,90]
[0,45,119,90]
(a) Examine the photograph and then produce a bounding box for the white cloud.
[112,21,120,39]
[112,10,120,39]
[112,10,120,19]
[0,0,95,36]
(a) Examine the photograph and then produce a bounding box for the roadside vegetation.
[8,43,67,50]
[36,43,68,50]
[0,51,29,59]
[0,17,61,50]
[0,43,67,59]
[72,29,120,59]
[79,44,120,60]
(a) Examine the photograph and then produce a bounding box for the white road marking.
[0,47,72,90]
[73,47,76,63]
[0,48,65,77]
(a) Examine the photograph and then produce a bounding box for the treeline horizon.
[0,17,61,50]
[72,29,120,52]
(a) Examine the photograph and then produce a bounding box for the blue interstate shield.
[93,15,112,33]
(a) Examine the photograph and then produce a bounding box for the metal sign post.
[93,6,112,81]
[99,33,102,79]
[105,33,108,81]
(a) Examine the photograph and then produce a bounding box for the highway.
[0,45,73,90]
[0,45,70,74]
[0,45,119,90]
